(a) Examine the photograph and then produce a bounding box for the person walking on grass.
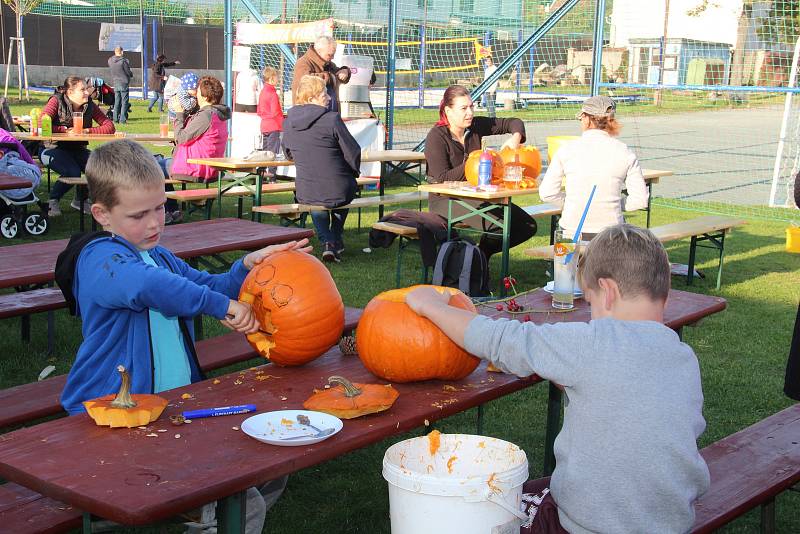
[108,46,133,124]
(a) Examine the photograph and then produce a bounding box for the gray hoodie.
[108,55,133,88]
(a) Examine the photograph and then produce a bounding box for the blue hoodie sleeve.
[76,240,232,319]
[163,249,249,300]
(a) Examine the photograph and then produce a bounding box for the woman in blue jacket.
[282,75,361,263]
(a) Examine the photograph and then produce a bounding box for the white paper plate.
[543,280,584,297]
[241,410,343,447]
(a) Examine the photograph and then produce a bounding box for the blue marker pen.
[182,404,257,419]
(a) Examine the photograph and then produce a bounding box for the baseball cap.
[180,72,199,91]
[576,95,616,119]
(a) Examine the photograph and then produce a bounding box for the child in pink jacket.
[256,67,284,181]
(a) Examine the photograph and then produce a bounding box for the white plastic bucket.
[383,433,529,534]
[339,54,374,86]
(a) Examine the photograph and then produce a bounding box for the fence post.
[590,0,606,96]
[385,0,398,149]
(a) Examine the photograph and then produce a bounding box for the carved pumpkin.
[464,149,504,186]
[303,375,399,419]
[356,285,480,382]
[83,365,168,428]
[499,145,542,182]
[239,250,344,366]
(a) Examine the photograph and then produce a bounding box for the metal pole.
[590,0,606,96]
[385,0,398,149]
[16,17,22,100]
[224,0,233,155]
[769,35,800,207]
[654,0,670,106]
[140,1,148,101]
[418,21,426,109]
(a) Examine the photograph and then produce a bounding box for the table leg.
[543,381,562,476]
[379,161,387,219]
[476,404,484,434]
[82,512,92,533]
[646,182,653,228]
[499,202,511,298]
[217,490,246,534]
[255,171,263,223]
[447,199,454,240]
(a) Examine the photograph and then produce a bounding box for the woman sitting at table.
[282,75,361,263]
[41,76,115,217]
[424,85,537,260]
[539,95,648,241]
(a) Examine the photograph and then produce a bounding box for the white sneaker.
[70,198,92,214]
[48,199,61,217]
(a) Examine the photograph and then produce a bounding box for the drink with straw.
[159,113,170,137]
[552,228,578,310]
[72,111,83,134]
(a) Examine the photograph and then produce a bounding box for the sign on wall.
[98,23,143,52]
[236,18,334,45]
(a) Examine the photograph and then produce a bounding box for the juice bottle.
[478,147,492,187]
[40,114,52,137]
[29,108,39,137]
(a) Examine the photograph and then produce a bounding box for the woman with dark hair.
[424,85,537,259]
[540,95,648,240]
[41,76,115,216]
[148,54,180,113]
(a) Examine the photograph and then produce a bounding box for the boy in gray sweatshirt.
[406,223,710,534]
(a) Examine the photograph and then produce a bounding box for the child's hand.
[222,300,260,334]
[405,286,451,318]
[243,238,313,269]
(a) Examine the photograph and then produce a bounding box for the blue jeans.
[155,155,179,212]
[41,145,91,201]
[310,209,348,246]
[114,87,130,123]
[148,91,164,112]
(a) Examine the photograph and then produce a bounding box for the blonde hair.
[584,113,622,136]
[86,139,164,209]
[295,75,326,105]
[578,223,671,302]
[262,66,279,84]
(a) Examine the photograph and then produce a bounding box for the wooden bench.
[524,215,746,289]
[523,202,562,244]
[691,403,800,533]
[253,191,428,228]
[0,287,65,354]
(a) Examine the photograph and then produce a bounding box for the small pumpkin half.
[303,375,399,419]
[83,365,168,428]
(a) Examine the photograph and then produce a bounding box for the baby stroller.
[85,77,130,120]
[0,190,48,239]
[0,141,48,239]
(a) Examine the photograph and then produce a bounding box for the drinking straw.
[565,184,597,263]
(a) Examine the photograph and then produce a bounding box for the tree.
[297,0,333,22]
[2,0,43,100]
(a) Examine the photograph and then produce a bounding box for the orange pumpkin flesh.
[464,149,504,185]
[239,250,345,366]
[499,145,542,182]
[84,366,168,428]
[303,375,399,419]
[356,285,480,382]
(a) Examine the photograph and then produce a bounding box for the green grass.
[2,96,799,533]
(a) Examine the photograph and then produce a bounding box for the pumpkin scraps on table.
[83,365,168,428]
[356,285,480,382]
[238,250,345,366]
[303,376,399,419]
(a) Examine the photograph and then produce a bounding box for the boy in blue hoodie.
[55,139,308,533]
[405,224,709,534]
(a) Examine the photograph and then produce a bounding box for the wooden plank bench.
[0,306,362,431]
[0,306,361,533]
[253,191,428,228]
[691,403,800,533]
[523,202,562,244]
[524,215,746,289]
[0,287,65,353]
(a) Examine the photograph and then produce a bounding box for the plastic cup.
[552,228,579,310]
[72,111,83,134]
[159,114,170,137]
[502,165,523,189]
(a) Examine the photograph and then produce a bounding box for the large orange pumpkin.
[356,285,480,382]
[239,250,344,366]
[499,145,542,182]
[464,149,504,186]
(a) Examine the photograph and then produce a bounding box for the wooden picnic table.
[0,174,32,190]
[0,218,313,290]
[0,288,725,532]
[10,132,173,142]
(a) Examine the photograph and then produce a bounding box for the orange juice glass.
[159,114,170,137]
[72,111,84,134]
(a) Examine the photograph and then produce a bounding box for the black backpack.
[431,240,490,297]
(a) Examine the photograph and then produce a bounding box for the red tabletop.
[0,288,726,526]
[0,174,32,191]
[0,218,314,289]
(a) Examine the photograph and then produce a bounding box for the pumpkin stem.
[110,365,138,409]
[328,376,362,398]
